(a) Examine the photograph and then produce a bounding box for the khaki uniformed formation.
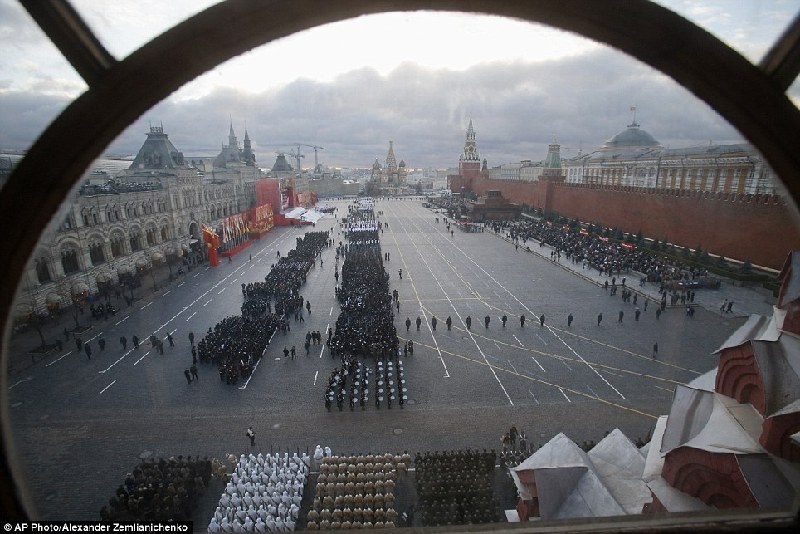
[306,452,412,530]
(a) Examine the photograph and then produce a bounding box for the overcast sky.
[1,0,798,168]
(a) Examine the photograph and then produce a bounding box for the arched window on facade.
[60,248,80,275]
[129,232,142,252]
[34,258,51,284]
[89,242,106,266]
[160,226,169,241]
[146,227,157,246]
[110,235,125,258]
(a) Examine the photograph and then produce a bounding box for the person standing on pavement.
[484,315,490,328]
[446,316,452,331]
[247,426,255,448]
[190,364,199,381]
[405,317,411,332]
[167,332,174,347]
[98,336,106,351]
[618,310,624,323]
[568,313,573,327]
[84,343,92,360]
[188,331,195,346]
[501,315,507,328]
[132,335,139,349]
[539,314,545,327]
[431,316,437,331]
[466,316,472,330]
[416,316,422,331]
[597,313,603,326]
[184,368,192,384]
[520,315,525,327]
[120,336,127,350]
[652,342,658,358]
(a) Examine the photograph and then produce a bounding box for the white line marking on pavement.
[587,384,598,398]
[134,350,150,366]
[45,351,73,367]
[99,350,133,374]
[313,370,318,386]
[329,306,333,316]
[549,327,625,399]
[140,302,153,310]
[217,288,225,295]
[507,359,518,373]
[203,299,212,307]
[193,272,200,278]
[178,282,185,287]
[99,380,116,395]
[513,334,523,346]
[163,290,171,296]
[114,315,130,326]
[239,330,277,390]
[536,334,548,345]
[8,377,33,390]
[559,388,572,402]
[531,356,545,372]
[186,311,197,321]
[239,355,262,389]
[528,389,540,404]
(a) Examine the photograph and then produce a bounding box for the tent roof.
[662,386,764,455]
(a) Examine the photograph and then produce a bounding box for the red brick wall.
[451,176,800,269]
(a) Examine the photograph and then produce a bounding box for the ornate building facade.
[563,120,778,195]
[17,124,260,318]
[367,141,408,196]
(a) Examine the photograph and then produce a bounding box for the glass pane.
[654,0,800,63]
[5,5,800,529]
[70,0,221,59]
[0,0,85,161]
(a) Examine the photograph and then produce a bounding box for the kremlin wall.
[449,121,800,270]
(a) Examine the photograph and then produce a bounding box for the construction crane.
[288,147,305,175]
[296,143,324,172]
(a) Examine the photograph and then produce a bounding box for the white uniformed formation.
[306,452,412,530]
[208,452,310,532]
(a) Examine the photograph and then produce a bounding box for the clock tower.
[459,120,482,184]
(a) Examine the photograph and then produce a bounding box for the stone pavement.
[4,199,756,522]
[492,232,777,320]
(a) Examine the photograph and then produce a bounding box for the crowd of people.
[414,449,500,526]
[324,201,405,411]
[207,452,310,532]
[306,452,410,529]
[196,315,280,385]
[196,231,332,386]
[491,218,715,288]
[101,456,212,523]
[324,356,406,411]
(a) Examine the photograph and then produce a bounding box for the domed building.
[564,116,776,194]
[599,121,662,152]
[367,141,409,196]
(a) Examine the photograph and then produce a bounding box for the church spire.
[386,140,398,172]
[460,119,480,162]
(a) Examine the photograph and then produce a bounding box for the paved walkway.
[491,232,777,319]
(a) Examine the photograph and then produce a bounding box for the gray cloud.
[1,47,747,168]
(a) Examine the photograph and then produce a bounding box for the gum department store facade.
[15,124,261,319]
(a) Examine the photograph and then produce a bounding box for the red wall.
[256,178,280,214]
[451,175,800,269]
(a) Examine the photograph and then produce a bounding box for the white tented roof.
[661,386,764,455]
[714,313,781,353]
